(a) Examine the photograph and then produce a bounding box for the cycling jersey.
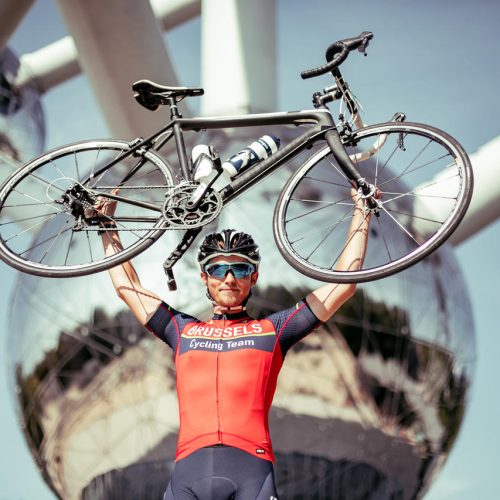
[146,299,321,462]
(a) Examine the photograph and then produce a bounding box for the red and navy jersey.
[146,300,321,462]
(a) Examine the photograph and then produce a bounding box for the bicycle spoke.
[49,158,70,181]
[381,172,460,204]
[29,173,67,194]
[289,208,352,245]
[303,175,349,188]
[4,212,61,243]
[12,189,65,212]
[89,147,103,185]
[326,156,350,181]
[376,134,402,180]
[398,138,433,178]
[286,193,352,223]
[374,135,381,186]
[379,154,453,187]
[124,166,163,183]
[86,230,94,263]
[289,197,349,205]
[375,214,394,264]
[0,211,61,227]
[39,217,70,264]
[74,150,81,181]
[1,201,56,208]
[385,208,444,225]
[379,205,419,244]
[19,223,73,257]
[64,230,75,266]
[306,211,350,261]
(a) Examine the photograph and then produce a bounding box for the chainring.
[162,182,222,229]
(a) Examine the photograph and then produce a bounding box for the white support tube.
[0,0,35,52]
[151,0,201,30]
[449,136,500,245]
[14,0,201,95]
[200,0,277,116]
[54,0,180,138]
[16,37,80,93]
[413,136,500,246]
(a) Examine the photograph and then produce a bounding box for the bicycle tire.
[0,139,176,277]
[273,122,473,283]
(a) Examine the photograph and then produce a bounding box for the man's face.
[201,255,258,308]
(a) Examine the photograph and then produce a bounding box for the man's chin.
[216,296,244,308]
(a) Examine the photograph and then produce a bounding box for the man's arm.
[306,189,372,322]
[97,194,162,326]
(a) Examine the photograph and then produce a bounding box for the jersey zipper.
[215,315,225,444]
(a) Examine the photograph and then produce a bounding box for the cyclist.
[97,188,372,500]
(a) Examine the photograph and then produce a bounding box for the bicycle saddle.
[132,79,204,110]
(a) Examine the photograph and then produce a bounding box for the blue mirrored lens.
[205,263,255,278]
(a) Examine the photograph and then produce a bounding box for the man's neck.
[212,304,246,315]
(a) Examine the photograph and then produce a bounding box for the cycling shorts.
[163,445,279,500]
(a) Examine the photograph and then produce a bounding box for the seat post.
[167,96,190,179]
[167,96,181,118]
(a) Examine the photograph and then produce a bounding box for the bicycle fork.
[325,128,381,212]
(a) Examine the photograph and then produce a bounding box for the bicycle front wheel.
[0,140,175,277]
[273,122,473,283]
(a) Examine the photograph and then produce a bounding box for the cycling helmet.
[198,229,261,267]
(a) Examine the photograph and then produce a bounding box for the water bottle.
[192,144,217,181]
[222,134,280,180]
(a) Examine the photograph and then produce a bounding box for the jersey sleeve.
[146,302,197,352]
[266,299,322,356]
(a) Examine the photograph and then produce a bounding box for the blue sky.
[1,0,500,498]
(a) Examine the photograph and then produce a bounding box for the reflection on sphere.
[7,129,474,500]
[0,48,45,169]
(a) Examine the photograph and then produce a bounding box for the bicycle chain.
[73,183,221,232]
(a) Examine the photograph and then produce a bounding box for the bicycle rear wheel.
[0,140,175,277]
[273,122,473,283]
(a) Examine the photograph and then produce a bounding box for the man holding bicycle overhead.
[97,188,371,500]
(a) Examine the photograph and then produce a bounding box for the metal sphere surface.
[7,130,475,500]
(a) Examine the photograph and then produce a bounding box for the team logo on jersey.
[179,320,277,354]
[182,322,274,339]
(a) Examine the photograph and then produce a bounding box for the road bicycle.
[0,32,473,289]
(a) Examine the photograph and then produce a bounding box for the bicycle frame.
[81,97,380,290]
[91,106,370,214]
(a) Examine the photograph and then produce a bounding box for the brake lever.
[358,41,369,56]
[358,35,371,56]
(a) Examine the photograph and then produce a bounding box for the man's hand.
[94,188,119,225]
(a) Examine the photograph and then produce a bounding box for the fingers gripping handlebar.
[301,31,373,79]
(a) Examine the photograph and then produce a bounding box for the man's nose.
[223,270,236,282]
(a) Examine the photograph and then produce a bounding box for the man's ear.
[251,271,259,287]
[201,271,208,285]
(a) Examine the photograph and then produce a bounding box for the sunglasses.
[204,262,256,279]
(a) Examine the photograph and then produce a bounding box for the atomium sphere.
[0,48,45,172]
[6,128,475,500]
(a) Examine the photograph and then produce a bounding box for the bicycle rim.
[0,140,175,277]
[273,122,473,283]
